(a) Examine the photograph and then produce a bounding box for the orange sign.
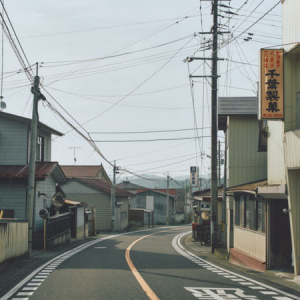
[260,49,284,119]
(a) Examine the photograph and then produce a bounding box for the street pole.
[166,174,169,225]
[27,63,40,257]
[111,160,116,231]
[210,0,219,253]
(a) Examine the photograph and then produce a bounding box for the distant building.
[61,164,111,183]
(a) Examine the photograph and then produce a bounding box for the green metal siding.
[0,181,27,218]
[0,118,28,165]
[227,116,267,187]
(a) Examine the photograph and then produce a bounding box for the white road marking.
[31,279,44,282]
[172,231,300,300]
[17,292,34,296]
[261,291,278,295]
[27,283,42,286]
[94,247,107,249]
[2,226,178,300]
[22,287,38,291]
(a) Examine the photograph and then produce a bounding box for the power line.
[89,126,210,135]
[93,135,211,143]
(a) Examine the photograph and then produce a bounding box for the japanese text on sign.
[260,49,284,119]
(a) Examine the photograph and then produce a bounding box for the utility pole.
[166,174,169,225]
[185,0,230,253]
[27,63,45,257]
[111,160,116,231]
[210,0,219,254]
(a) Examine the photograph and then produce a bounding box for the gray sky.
[1,0,282,180]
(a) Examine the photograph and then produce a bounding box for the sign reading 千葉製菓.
[260,49,284,119]
[190,166,199,187]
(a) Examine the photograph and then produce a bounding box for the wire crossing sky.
[1,0,282,180]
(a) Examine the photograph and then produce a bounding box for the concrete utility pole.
[185,0,229,252]
[210,0,219,254]
[111,160,117,231]
[27,63,45,257]
[166,174,169,225]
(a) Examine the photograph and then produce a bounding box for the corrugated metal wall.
[227,116,267,187]
[61,181,111,231]
[0,181,27,219]
[0,221,28,265]
[268,121,286,184]
[0,117,28,165]
[283,0,300,51]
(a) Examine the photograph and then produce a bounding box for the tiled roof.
[61,165,103,178]
[73,178,133,197]
[0,162,61,180]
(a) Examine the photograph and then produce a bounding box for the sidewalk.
[182,234,300,296]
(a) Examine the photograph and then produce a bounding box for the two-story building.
[0,111,67,244]
[218,97,268,271]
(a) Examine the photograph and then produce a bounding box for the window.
[234,198,240,226]
[234,194,265,233]
[36,136,44,161]
[257,200,265,232]
[240,195,245,227]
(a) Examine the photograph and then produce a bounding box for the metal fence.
[46,212,71,242]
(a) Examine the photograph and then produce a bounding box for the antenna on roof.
[69,147,81,165]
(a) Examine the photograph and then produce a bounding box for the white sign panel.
[190,166,199,187]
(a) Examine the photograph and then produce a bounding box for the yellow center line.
[125,230,172,300]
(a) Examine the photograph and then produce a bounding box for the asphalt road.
[4,226,300,300]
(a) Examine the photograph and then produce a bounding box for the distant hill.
[116,174,212,190]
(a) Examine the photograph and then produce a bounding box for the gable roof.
[137,188,178,196]
[71,178,132,197]
[61,165,110,182]
[0,111,63,136]
[116,181,147,190]
[136,189,176,198]
[0,162,67,182]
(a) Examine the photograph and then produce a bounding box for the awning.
[226,180,287,200]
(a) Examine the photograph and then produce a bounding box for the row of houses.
[192,0,300,277]
[0,111,190,264]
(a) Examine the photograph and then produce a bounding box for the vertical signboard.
[260,49,284,119]
[190,166,199,187]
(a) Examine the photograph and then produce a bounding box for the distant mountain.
[116,174,212,190]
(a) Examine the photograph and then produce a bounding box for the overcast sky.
[1,0,282,180]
